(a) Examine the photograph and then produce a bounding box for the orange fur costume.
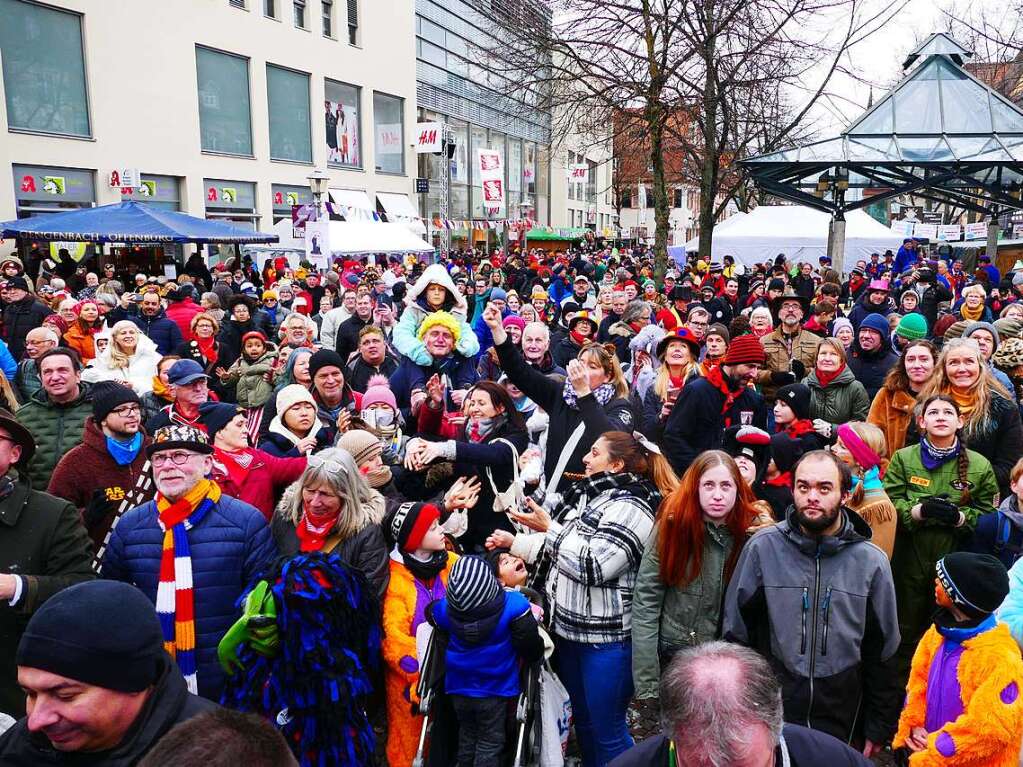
[382,552,457,767]
[894,621,1023,766]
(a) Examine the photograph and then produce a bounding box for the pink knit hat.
[362,374,397,410]
[503,315,526,332]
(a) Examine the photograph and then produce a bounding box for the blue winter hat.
[490,287,508,302]
[859,313,890,338]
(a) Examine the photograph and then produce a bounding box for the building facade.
[0,0,418,254]
[548,124,618,236]
[414,0,552,250]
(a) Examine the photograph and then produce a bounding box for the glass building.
[415,0,552,246]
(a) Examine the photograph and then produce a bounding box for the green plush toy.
[217,580,280,675]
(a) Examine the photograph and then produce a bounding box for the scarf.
[467,414,504,443]
[569,329,590,347]
[151,375,173,403]
[403,549,449,581]
[920,436,961,471]
[765,472,792,488]
[560,471,662,517]
[106,432,143,466]
[194,335,218,364]
[960,302,984,322]
[365,464,393,488]
[563,379,615,410]
[213,447,255,489]
[295,509,341,552]
[949,385,977,419]
[703,364,742,423]
[814,363,845,389]
[156,479,222,694]
[785,419,816,439]
[628,320,646,335]
[850,465,884,492]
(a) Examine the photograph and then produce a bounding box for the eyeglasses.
[307,454,346,474]
[151,450,200,467]
[110,404,141,417]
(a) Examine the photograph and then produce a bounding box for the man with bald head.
[16,327,59,401]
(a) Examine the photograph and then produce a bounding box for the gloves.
[789,359,806,380]
[920,494,962,526]
[812,419,832,439]
[217,580,279,675]
[83,489,117,530]
[771,370,796,386]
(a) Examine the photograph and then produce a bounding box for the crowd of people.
[2,240,1023,766]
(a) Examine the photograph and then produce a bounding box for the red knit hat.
[723,335,766,366]
[241,331,268,347]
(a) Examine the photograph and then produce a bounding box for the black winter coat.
[0,656,217,765]
[495,338,635,495]
[2,296,51,360]
[662,376,768,475]
[335,314,373,360]
[847,345,899,400]
[345,353,399,393]
[0,479,94,717]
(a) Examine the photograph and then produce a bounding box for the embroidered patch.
[909,476,931,488]
[740,411,753,425]
[950,479,974,491]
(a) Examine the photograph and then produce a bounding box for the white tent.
[245,219,432,270]
[684,206,903,267]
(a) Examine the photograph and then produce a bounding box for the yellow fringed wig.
[417,310,462,344]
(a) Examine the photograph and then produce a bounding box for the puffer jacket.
[2,295,51,360]
[165,298,203,339]
[805,366,870,427]
[847,295,897,330]
[632,521,737,698]
[723,507,901,745]
[847,342,899,401]
[867,386,916,453]
[82,333,162,394]
[755,329,821,401]
[16,382,94,489]
[884,443,998,669]
[392,264,479,365]
[222,351,275,409]
[971,495,1023,570]
[100,493,277,701]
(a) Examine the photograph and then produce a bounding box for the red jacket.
[165,299,204,338]
[210,447,307,520]
[47,416,155,550]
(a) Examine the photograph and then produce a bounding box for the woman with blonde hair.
[641,328,703,440]
[915,337,1023,495]
[832,422,896,558]
[955,283,993,323]
[82,320,161,393]
[631,450,755,702]
[805,337,870,438]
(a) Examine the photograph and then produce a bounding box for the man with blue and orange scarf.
[101,424,276,701]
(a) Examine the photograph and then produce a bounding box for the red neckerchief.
[765,472,792,487]
[628,320,647,334]
[669,373,685,389]
[704,364,742,426]
[213,447,254,489]
[294,510,340,552]
[569,329,591,347]
[194,335,218,364]
[786,420,816,438]
[814,363,845,389]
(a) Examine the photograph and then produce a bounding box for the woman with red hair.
[631,450,757,703]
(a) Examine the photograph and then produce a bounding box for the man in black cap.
[48,382,156,554]
[0,276,50,360]
[0,409,94,717]
[258,349,359,442]
[0,580,217,764]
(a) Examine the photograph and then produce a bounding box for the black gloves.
[920,495,961,526]
[771,370,796,386]
[790,359,806,380]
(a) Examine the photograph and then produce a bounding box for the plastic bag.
[539,663,572,766]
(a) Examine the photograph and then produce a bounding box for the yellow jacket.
[894,621,1023,766]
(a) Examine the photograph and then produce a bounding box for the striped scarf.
[156,478,222,694]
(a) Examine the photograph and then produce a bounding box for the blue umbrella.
[0,200,278,244]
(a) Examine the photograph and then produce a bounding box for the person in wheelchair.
[426,555,544,766]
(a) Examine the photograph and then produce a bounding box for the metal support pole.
[827,212,847,275]
[987,213,1000,266]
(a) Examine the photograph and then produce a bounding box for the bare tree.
[481,0,907,276]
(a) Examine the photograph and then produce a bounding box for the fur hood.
[405,264,468,317]
[609,320,638,338]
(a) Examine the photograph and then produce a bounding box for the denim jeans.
[449,694,512,767]
[555,638,634,767]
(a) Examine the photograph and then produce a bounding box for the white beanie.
[275,384,316,417]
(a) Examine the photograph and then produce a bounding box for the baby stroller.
[413,607,547,767]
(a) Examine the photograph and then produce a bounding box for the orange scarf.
[949,385,977,419]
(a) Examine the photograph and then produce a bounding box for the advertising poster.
[937,225,962,242]
[477,149,504,205]
[376,123,403,155]
[912,223,938,239]
[325,101,360,166]
[964,222,989,240]
[305,219,329,269]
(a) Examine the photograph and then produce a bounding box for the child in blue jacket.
[427,555,544,765]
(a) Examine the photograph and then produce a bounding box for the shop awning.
[327,220,433,254]
[328,188,377,220]
[525,227,589,241]
[0,200,278,244]
[377,192,427,234]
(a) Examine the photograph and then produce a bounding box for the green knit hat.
[896,312,928,341]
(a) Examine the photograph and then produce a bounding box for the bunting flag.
[293,202,535,232]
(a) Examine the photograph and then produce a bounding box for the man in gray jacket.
[722,450,900,758]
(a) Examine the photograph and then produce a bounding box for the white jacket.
[82,332,161,394]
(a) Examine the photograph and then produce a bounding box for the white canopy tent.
[684,206,903,267]
[245,219,432,269]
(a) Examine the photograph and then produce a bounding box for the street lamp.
[306,169,330,216]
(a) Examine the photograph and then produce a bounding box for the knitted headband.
[836,424,883,473]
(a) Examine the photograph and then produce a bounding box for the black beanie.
[308,349,346,381]
[768,278,785,292]
[385,502,441,553]
[775,383,811,421]
[770,433,804,475]
[198,402,245,442]
[17,581,165,692]
[92,381,142,423]
[936,552,1009,619]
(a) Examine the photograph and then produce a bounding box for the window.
[264,0,275,16]
[373,92,404,174]
[417,40,446,68]
[294,0,306,27]
[266,64,311,162]
[324,79,361,167]
[196,46,252,156]
[322,0,332,36]
[620,187,632,208]
[229,0,245,7]
[419,17,445,46]
[672,188,683,208]
[347,0,358,44]
[0,0,90,136]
